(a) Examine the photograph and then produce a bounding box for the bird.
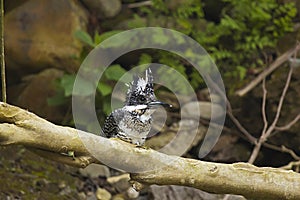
[102,68,171,146]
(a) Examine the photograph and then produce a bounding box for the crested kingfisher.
[103,68,171,145]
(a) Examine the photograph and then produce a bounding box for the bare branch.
[275,114,300,131]
[280,145,300,161]
[263,143,300,161]
[227,102,257,144]
[127,1,152,8]
[0,0,6,102]
[236,43,300,96]
[205,74,257,144]
[281,161,300,170]
[248,66,294,164]
[261,78,268,135]
[271,67,293,129]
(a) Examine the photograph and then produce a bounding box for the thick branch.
[0,102,300,199]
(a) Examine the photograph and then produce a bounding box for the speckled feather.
[103,69,156,145]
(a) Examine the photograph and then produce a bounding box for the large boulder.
[9,68,67,123]
[4,0,88,74]
[81,0,121,19]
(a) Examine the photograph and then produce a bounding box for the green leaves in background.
[97,82,112,96]
[74,30,95,47]
[103,65,127,81]
[74,30,123,48]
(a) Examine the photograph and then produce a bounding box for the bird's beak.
[147,101,172,109]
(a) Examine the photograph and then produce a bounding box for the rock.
[207,134,249,162]
[111,194,125,200]
[107,174,131,193]
[147,118,206,155]
[5,0,88,74]
[150,185,221,200]
[87,193,98,200]
[10,68,67,123]
[107,174,130,184]
[81,0,121,18]
[96,188,112,200]
[158,120,206,156]
[79,164,111,178]
[126,187,139,199]
[4,0,30,12]
[145,131,176,150]
[78,192,87,200]
[58,181,66,189]
[182,101,225,120]
[150,185,246,200]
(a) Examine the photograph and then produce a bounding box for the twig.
[271,68,293,128]
[261,78,268,135]
[0,0,6,103]
[205,75,257,144]
[263,143,300,161]
[236,43,300,96]
[226,104,257,144]
[281,160,300,170]
[275,114,300,131]
[127,1,152,8]
[281,145,300,160]
[248,66,294,164]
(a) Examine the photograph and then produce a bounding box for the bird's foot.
[135,144,149,149]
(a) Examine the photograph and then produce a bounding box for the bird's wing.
[103,109,124,138]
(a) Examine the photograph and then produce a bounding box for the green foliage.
[74,30,95,48]
[49,64,127,130]
[74,30,123,48]
[50,0,297,128]
[104,64,127,81]
[132,0,297,88]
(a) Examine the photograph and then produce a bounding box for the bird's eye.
[138,96,146,102]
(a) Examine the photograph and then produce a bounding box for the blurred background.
[1,0,300,199]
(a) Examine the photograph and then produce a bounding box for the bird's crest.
[125,68,155,106]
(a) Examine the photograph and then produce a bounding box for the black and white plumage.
[103,68,170,145]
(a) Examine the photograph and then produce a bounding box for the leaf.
[97,82,112,96]
[138,54,153,65]
[74,30,95,47]
[152,29,169,45]
[94,30,123,45]
[104,65,127,81]
[61,74,95,97]
[47,90,67,106]
[60,75,76,97]
[73,77,95,96]
[237,66,247,80]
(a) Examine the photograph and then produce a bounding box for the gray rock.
[79,164,111,178]
[10,68,66,123]
[182,101,225,120]
[157,120,206,156]
[82,0,121,18]
[150,185,246,200]
[96,188,112,200]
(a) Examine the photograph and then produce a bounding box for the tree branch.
[235,43,300,96]
[275,113,300,131]
[248,65,294,164]
[0,102,300,199]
